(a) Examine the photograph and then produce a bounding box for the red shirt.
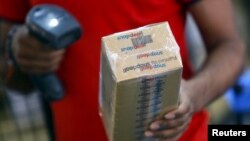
[0,0,208,141]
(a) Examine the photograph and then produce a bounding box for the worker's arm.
[0,20,13,68]
[0,20,25,91]
[145,0,246,140]
[0,19,65,93]
[187,0,245,112]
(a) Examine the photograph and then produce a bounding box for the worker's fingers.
[12,25,65,74]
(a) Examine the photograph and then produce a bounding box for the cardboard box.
[99,22,183,141]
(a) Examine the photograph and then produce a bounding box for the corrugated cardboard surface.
[100,22,183,141]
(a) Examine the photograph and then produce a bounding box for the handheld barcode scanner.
[25,4,82,102]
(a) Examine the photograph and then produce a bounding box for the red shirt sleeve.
[0,0,30,22]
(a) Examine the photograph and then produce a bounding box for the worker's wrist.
[4,25,20,82]
[185,76,210,113]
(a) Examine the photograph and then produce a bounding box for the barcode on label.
[132,35,153,47]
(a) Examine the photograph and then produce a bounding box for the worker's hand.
[11,25,65,74]
[144,80,194,141]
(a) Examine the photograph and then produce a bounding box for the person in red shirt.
[0,0,245,141]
